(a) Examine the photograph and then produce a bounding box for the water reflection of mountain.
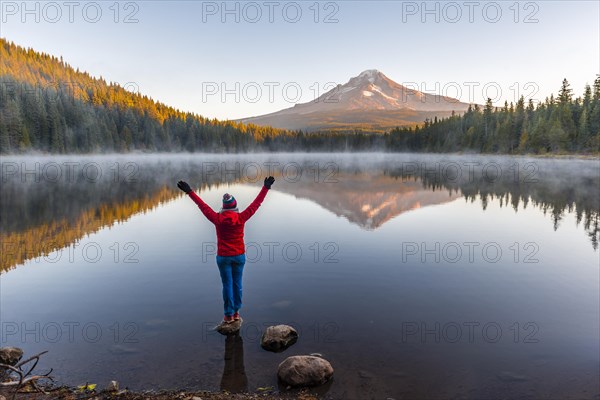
[276,175,460,229]
[276,166,598,250]
[1,156,598,272]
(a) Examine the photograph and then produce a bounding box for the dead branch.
[0,350,53,400]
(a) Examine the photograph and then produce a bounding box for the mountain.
[239,70,475,132]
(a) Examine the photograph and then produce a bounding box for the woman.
[177,177,275,323]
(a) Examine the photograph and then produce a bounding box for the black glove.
[177,180,192,194]
[264,176,275,189]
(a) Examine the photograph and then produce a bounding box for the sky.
[2,0,599,119]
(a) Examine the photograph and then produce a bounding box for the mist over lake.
[1,153,598,399]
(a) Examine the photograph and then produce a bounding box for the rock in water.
[216,318,243,335]
[106,380,119,391]
[277,355,333,387]
[261,325,298,352]
[0,347,23,366]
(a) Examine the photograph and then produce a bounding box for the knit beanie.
[222,193,238,211]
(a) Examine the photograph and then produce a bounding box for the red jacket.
[188,186,270,256]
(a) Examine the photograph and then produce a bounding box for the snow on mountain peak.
[357,69,381,83]
[359,69,380,77]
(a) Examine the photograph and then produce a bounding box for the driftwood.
[0,350,53,400]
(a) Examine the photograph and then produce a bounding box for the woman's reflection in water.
[220,333,248,393]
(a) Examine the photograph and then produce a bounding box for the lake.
[1,153,598,399]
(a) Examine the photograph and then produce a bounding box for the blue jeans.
[216,254,246,317]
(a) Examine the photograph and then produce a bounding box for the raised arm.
[239,176,274,223]
[177,180,219,224]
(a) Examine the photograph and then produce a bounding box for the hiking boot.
[233,312,240,321]
[223,315,235,324]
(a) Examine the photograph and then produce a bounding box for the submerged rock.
[261,325,298,352]
[0,347,23,366]
[216,317,243,335]
[497,371,529,382]
[108,344,139,355]
[271,300,292,309]
[277,355,333,387]
[358,370,375,379]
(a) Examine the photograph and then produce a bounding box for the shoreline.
[0,151,598,160]
[1,387,320,400]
